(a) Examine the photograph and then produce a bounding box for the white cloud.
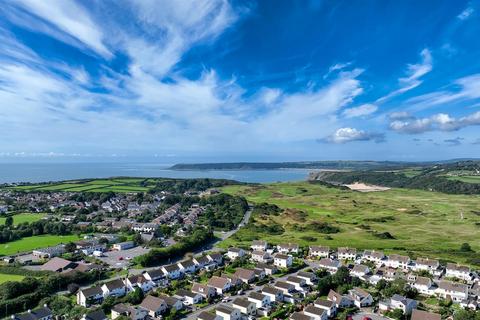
[458,6,474,20]
[342,103,378,118]
[389,111,480,134]
[322,127,385,144]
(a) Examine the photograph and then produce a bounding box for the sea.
[0,162,312,183]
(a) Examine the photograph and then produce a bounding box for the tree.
[64,242,77,253]
[5,216,13,227]
[460,242,473,252]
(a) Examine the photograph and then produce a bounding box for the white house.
[177,259,197,274]
[362,250,385,264]
[286,276,306,291]
[175,289,203,305]
[227,248,246,260]
[385,254,410,270]
[111,303,148,320]
[412,276,434,295]
[162,264,183,279]
[309,246,330,258]
[327,290,354,308]
[414,258,440,274]
[192,282,216,299]
[435,281,468,302]
[262,286,284,302]
[248,292,271,308]
[101,279,126,298]
[216,304,242,320]
[274,281,295,295]
[251,240,268,251]
[277,243,299,254]
[296,271,317,285]
[274,253,293,268]
[314,299,336,317]
[198,311,222,320]
[445,263,472,281]
[348,288,373,308]
[143,269,165,284]
[112,241,134,251]
[337,247,357,260]
[318,258,341,273]
[139,295,167,318]
[303,305,328,320]
[251,251,272,263]
[77,286,104,307]
[379,294,417,315]
[351,264,370,278]
[125,275,154,293]
[232,297,257,316]
[207,276,231,294]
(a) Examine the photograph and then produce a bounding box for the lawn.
[0,234,83,256]
[219,182,480,264]
[0,273,25,284]
[0,213,46,225]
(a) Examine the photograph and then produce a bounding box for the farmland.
[220,182,480,264]
[0,234,83,256]
[0,213,46,225]
[0,273,25,284]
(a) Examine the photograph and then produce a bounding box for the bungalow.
[232,297,257,316]
[379,294,417,315]
[216,304,242,320]
[337,247,357,260]
[198,311,222,320]
[327,289,354,308]
[362,250,385,264]
[177,259,197,273]
[111,303,147,320]
[40,257,76,273]
[351,264,370,278]
[411,309,441,320]
[274,281,295,295]
[162,263,183,279]
[445,263,472,281]
[318,258,341,273]
[175,289,203,305]
[277,243,299,254]
[262,286,284,302]
[77,286,103,307]
[192,282,216,299]
[348,287,373,308]
[248,291,271,308]
[143,268,165,284]
[412,276,435,295]
[251,240,268,251]
[125,275,154,293]
[303,305,328,320]
[297,271,318,285]
[314,298,336,317]
[273,253,293,268]
[385,254,410,270]
[157,294,184,311]
[251,251,272,263]
[436,280,468,302]
[290,312,313,320]
[101,279,126,297]
[139,295,167,317]
[208,276,231,294]
[227,248,246,260]
[112,241,134,251]
[309,246,330,258]
[414,258,440,274]
[286,276,306,291]
[234,268,256,284]
[11,305,53,320]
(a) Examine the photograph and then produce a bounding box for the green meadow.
[0,273,25,284]
[0,213,46,225]
[220,182,480,264]
[0,234,83,256]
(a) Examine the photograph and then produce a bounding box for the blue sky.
[1,0,480,162]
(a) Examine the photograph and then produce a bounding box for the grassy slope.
[0,274,25,284]
[0,234,83,256]
[220,182,480,264]
[0,213,46,225]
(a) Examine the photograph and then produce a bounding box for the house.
[273,281,295,295]
[446,263,472,281]
[227,247,246,260]
[411,309,441,320]
[251,251,272,263]
[303,305,328,320]
[111,303,148,320]
[216,304,242,320]
[262,286,284,302]
[207,252,223,265]
[436,280,468,302]
[143,268,165,283]
[379,294,417,315]
[297,271,318,285]
[11,305,53,320]
[362,250,385,264]
[286,276,306,291]
[256,263,278,275]
[414,258,440,274]
[348,287,373,308]
[192,282,216,299]
[193,255,211,268]
[309,246,330,258]
[139,295,167,317]
[222,274,243,288]
[162,263,183,279]
[253,268,266,280]
[232,297,257,315]
[177,259,197,273]
[40,257,76,272]
[208,276,231,294]
[273,253,293,268]
[386,254,410,270]
[125,275,154,292]
[314,298,336,317]
[251,240,268,251]
[337,247,357,260]
[234,268,256,284]
[112,241,134,251]
[277,243,299,254]
[318,258,341,273]
[157,294,184,311]
[412,276,434,295]
[460,299,478,310]
[290,312,313,320]
[101,279,126,297]
[327,289,353,308]
[248,291,271,308]
[198,311,222,320]
[175,289,203,305]
[351,264,370,278]
[32,244,66,258]
[82,310,108,320]
[77,286,104,307]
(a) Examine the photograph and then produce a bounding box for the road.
[217,207,253,241]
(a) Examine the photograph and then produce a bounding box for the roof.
[198,311,218,320]
[349,287,371,299]
[234,268,255,280]
[192,282,212,293]
[415,257,439,267]
[411,309,441,320]
[140,295,166,311]
[216,304,235,315]
[103,279,125,291]
[278,243,299,249]
[248,291,267,301]
[352,264,369,273]
[363,250,384,258]
[228,247,243,253]
[290,312,312,320]
[286,276,304,284]
[319,258,340,268]
[262,285,282,295]
[314,298,334,308]
[439,280,468,292]
[157,294,181,307]
[233,297,255,308]
[208,276,230,288]
[391,294,416,306]
[83,310,107,320]
[446,263,470,273]
[81,286,103,297]
[178,259,196,268]
[415,276,432,286]
[14,306,52,320]
[145,268,164,278]
[274,281,294,290]
[41,257,74,272]
[388,254,410,263]
[304,305,327,316]
[252,240,267,246]
[309,245,329,252]
[338,247,357,254]
[176,289,198,298]
[297,271,316,279]
[274,253,290,260]
[163,263,180,272]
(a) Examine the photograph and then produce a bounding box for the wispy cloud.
[342,103,378,118]
[458,5,474,20]
[389,111,480,134]
[321,127,385,144]
[444,137,464,146]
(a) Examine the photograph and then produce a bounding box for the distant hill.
[311,160,480,194]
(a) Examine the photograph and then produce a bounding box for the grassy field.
[0,213,46,226]
[0,234,83,256]
[220,182,480,264]
[446,175,480,184]
[7,177,153,193]
[0,273,25,284]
